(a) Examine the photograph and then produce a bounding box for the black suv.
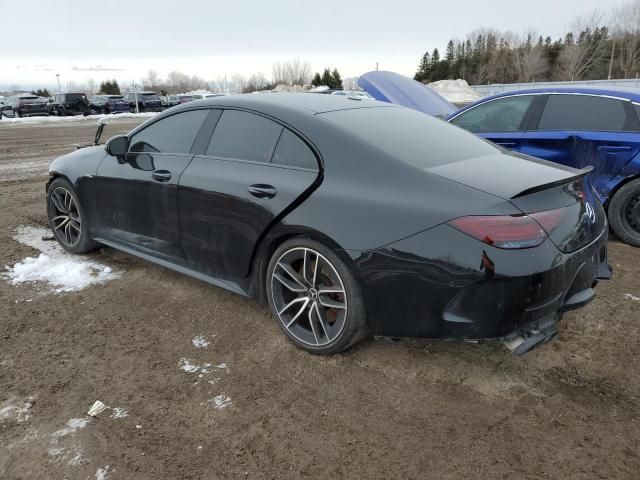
[49,93,90,116]
[124,91,163,113]
[0,95,50,118]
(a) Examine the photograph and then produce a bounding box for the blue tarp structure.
[358,71,456,118]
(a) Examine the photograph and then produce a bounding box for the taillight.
[529,207,567,235]
[448,215,547,249]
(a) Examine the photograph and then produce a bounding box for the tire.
[57,107,65,117]
[608,179,640,247]
[46,177,100,254]
[266,238,367,354]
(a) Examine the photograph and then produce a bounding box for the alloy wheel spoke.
[273,272,307,293]
[51,191,67,213]
[307,302,320,344]
[54,217,70,230]
[277,262,307,290]
[318,295,346,310]
[285,298,310,328]
[69,220,81,232]
[279,296,308,316]
[312,253,320,287]
[313,301,330,340]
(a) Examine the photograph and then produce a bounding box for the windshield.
[108,95,124,101]
[66,94,87,102]
[141,93,160,101]
[320,106,498,168]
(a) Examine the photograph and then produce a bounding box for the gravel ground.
[1,119,639,479]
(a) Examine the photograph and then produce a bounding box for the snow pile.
[4,226,119,293]
[428,79,480,105]
[192,334,210,349]
[273,84,310,93]
[0,111,157,125]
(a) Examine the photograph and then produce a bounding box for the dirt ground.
[1,118,639,480]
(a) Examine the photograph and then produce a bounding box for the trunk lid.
[428,151,606,252]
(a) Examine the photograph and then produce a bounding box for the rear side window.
[450,95,534,133]
[206,110,282,163]
[129,109,208,154]
[322,106,498,169]
[537,95,634,131]
[271,130,318,170]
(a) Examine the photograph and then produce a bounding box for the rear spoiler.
[511,166,593,199]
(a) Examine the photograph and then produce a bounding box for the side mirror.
[105,135,128,157]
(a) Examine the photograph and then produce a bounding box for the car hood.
[358,71,456,117]
[426,151,591,200]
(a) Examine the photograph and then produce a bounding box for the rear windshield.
[108,95,123,100]
[320,106,498,168]
[19,96,42,103]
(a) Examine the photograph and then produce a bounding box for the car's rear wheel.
[609,179,640,247]
[46,178,100,254]
[266,238,367,354]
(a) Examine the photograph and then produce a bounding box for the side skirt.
[94,237,249,297]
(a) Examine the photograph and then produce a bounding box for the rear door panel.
[179,158,317,277]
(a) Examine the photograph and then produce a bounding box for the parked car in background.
[49,92,90,116]
[1,94,50,117]
[124,91,163,113]
[89,95,130,114]
[190,93,224,99]
[448,87,640,246]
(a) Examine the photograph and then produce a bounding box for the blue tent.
[358,71,456,118]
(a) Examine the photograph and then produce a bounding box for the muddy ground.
[0,118,639,479]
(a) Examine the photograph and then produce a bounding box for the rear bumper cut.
[355,224,611,341]
[441,228,611,339]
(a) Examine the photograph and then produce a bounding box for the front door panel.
[95,152,193,259]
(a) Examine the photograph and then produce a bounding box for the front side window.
[129,109,208,154]
[206,110,282,163]
[450,95,534,133]
[271,129,318,170]
[537,95,634,131]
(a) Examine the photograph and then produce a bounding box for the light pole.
[56,74,61,93]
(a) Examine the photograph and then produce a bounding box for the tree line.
[415,0,640,85]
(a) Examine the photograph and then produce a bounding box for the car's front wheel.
[266,238,367,354]
[609,179,640,247]
[46,178,100,254]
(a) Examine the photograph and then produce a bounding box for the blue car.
[446,87,640,246]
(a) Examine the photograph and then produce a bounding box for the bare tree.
[146,69,159,88]
[612,0,640,78]
[559,12,608,80]
[514,32,548,82]
[86,78,97,96]
[342,77,359,90]
[272,58,312,86]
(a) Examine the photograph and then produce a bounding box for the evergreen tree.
[331,68,343,90]
[320,68,333,88]
[311,72,322,86]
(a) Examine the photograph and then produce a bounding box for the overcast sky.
[0,0,610,90]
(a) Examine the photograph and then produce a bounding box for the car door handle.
[495,142,518,148]
[597,145,632,153]
[248,184,277,199]
[151,170,172,182]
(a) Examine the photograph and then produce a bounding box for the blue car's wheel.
[609,179,640,247]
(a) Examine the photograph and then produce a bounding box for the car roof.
[172,92,395,115]
[467,86,640,105]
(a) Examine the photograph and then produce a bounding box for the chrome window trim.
[449,91,633,123]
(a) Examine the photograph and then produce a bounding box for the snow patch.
[52,418,90,438]
[95,465,110,480]
[1,112,156,125]
[624,293,640,301]
[209,395,232,410]
[428,79,480,105]
[192,335,211,349]
[4,226,119,293]
[110,407,128,419]
[0,396,36,423]
[179,358,227,374]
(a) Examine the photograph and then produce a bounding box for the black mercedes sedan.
[46,94,611,354]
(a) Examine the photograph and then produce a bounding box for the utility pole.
[376,62,379,71]
[132,82,139,114]
[608,39,616,80]
[56,74,61,93]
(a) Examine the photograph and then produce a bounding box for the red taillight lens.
[448,215,547,249]
[529,207,567,234]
